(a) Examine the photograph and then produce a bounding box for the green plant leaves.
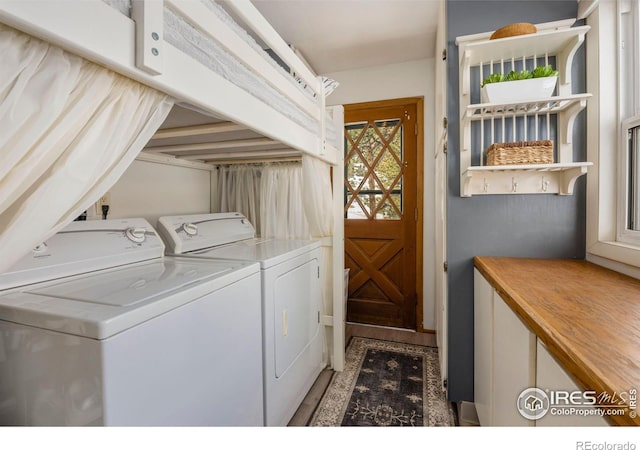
[504,69,532,81]
[532,64,559,78]
[481,65,558,87]
[481,73,505,87]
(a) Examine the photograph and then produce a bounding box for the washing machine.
[0,218,263,426]
[157,212,323,426]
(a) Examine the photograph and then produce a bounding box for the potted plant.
[481,65,559,103]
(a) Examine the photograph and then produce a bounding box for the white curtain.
[302,155,335,366]
[0,24,174,272]
[260,163,309,239]
[216,162,309,239]
[217,164,262,233]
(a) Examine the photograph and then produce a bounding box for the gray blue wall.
[446,1,586,402]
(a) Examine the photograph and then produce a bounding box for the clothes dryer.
[157,212,323,426]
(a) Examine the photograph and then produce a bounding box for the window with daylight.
[344,119,404,220]
[624,121,640,232]
[618,0,640,243]
[585,0,640,273]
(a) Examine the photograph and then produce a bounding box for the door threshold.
[346,322,417,333]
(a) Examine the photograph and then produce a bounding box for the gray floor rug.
[309,337,456,426]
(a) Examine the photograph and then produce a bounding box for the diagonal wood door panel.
[344,102,418,329]
[347,236,404,302]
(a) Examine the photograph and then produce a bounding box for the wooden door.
[344,100,418,329]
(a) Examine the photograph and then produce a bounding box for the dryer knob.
[183,223,198,236]
[125,227,146,244]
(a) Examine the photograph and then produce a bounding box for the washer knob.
[183,223,198,236]
[125,227,146,244]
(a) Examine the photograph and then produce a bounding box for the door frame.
[434,0,448,388]
[343,96,425,331]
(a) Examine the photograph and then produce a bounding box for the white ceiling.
[251,0,442,74]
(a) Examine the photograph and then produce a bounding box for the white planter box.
[481,76,558,104]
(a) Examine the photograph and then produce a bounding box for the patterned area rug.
[309,337,456,426]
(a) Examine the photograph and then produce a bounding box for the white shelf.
[458,24,589,95]
[465,94,591,120]
[456,20,592,197]
[457,25,590,67]
[462,162,592,197]
[466,162,591,172]
[461,94,591,162]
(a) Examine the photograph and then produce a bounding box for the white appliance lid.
[0,257,259,339]
[189,238,320,269]
[0,218,165,290]
[157,212,256,254]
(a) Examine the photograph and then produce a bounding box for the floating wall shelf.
[456,20,592,197]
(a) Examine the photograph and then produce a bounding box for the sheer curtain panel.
[0,24,174,272]
[217,162,310,239]
[217,164,262,232]
[260,163,309,239]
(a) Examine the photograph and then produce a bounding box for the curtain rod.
[213,157,302,166]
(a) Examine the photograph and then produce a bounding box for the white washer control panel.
[0,218,165,290]
[157,213,256,254]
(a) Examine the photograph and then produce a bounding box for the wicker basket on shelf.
[485,140,554,166]
[490,22,537,40]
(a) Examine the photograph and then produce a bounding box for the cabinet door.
[474,268,535,426]
[536,341,609,426]
[492,296,536,426]
[474,269,493,426]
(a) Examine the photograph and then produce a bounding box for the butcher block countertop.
[474,256,640,426]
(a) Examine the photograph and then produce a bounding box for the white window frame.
[585,0,640,278]
[619,117,640,244]
[617,0,640,245]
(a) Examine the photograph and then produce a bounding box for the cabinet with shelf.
[456,19,592,197]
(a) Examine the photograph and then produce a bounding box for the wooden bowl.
[490,22,537,40]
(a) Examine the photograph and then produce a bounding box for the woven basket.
[486,140,553,166]
[490,23,537,40]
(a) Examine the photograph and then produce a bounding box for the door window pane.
[344,119,404,220]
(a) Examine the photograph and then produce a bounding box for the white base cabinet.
[536,341,608,426]
[493,295,536,426]
[474,269,609,426]
[474,269,535,426]
[473,269,492,426]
